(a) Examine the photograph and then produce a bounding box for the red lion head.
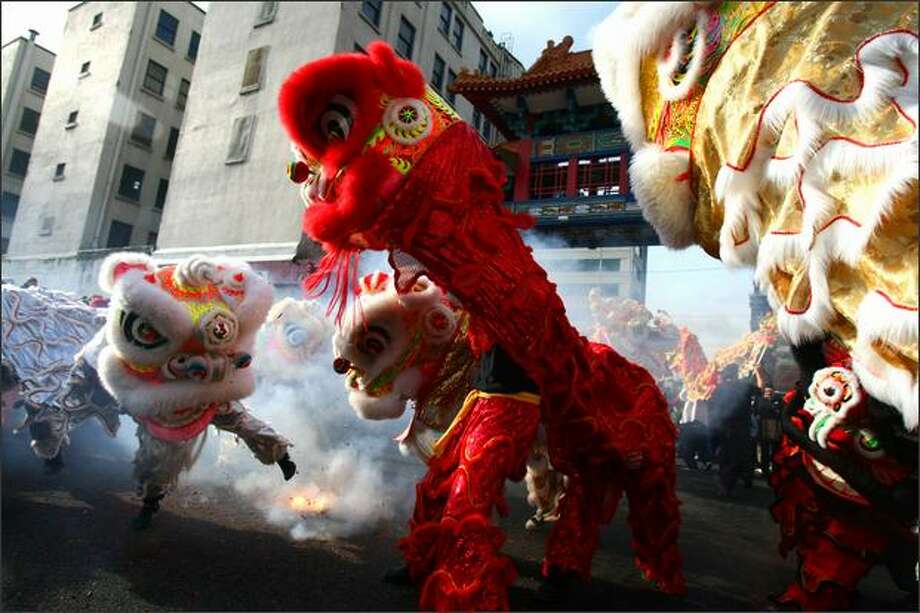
[279,42,461,251]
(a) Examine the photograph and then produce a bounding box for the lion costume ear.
[367,41,426,98]
[98,252,157,294]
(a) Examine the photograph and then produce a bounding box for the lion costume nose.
[333,357,351,374]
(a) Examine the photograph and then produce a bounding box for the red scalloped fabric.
[768,414,912,610]
[400,394,540,611]
[373,123,686,597]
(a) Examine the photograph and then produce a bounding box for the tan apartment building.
[1,31,56,254]
[6,1,204,259]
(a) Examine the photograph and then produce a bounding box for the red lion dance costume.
[278,43,684,610]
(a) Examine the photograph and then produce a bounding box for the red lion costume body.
[278,42,684,610]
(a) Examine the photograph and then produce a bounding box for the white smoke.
[182,312,422,541]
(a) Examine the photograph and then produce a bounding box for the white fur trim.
[593,2,703,149]
[628,145,695,247]
[98,252,156,293]
[657,11,709,103]
[851,291,918,430]
[97,346,256,417]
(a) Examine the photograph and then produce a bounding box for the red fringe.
[301,248,361,325]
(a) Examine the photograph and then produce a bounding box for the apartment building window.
[451,16,464,52]
[8,149,30,176]
[155,178,169,209]
[530,160,569,200]
[472,109,482,132]
[30,67,50,94]
[226,115,256,164]
[79,61,91,76]
[395,17,416,60]
[187,31,201,62]
[602,258,622,272]
[354,43,366,54]
[360,0,382,28]
[66,110,79,128]
[478,50,488,74]
[117,164,145,202]
[19,107,40,135]
[165,127,180,160]
[577,155,621,197]
[91,12,103,29]
[438,3,452,36]
[241,46,269,93]
[53,163,66,180]
[143,60,167,96]
[431,54,445,91]
[39,215,54,237]
[130,112,157,148]
[106,220,133,248]
[1,192,20,220]
[489,61,498,77]
[483,120,492,141]
[446,69,457,105]
[177,78,190,110]
[155,10,179,47]
[147,232,158,246]
[255,2,278,26]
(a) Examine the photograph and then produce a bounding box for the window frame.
[438,3,452,36]
[360,0,383,28]
[576,155,621,198]
[177,78,190,111]
[187,31,201,62]
[529,160,569,200]
[154,178,169,210]
[164,127,180,161]
[8,149,30,177]
[106,220,134,248]
[18,107,40,136]
[446,69,458,105]
[240,46,269,94]
[395,16,416,60]
[30,67,50,94]
[117,164,145,202]
[154,9,179,48]
[450,16,464,52]
[130,111,157,149]
[431,54,446,91]
[478,50,488,74]
[254,1,278,27]
[225,115,256,165]
[142,59,168,96]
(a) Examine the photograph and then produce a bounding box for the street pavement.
[2,423,915,612]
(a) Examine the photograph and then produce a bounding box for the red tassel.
[302,248,361,324]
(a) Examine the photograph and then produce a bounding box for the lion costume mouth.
[137,403,219,442]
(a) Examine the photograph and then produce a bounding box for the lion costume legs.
[400,394,540,611]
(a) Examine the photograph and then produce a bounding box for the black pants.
[717,426,754,494]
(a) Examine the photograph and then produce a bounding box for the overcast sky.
[1,1,754,354]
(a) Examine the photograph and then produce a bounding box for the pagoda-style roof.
[452,35,596,96]
[451,36,612,141]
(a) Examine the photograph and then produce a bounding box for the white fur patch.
[628,145,696,248]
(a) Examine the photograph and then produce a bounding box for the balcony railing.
[509,195,642,225]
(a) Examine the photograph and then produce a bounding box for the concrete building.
[156,1,524,257]
[1,31,56,254]
[5,1,204,260]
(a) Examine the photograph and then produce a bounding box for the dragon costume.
[278,42,684,610]
[594,2,918,608]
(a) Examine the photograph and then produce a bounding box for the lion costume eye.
[120,311,167,349]
[358,325,390,356]
[318,95,356,142]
